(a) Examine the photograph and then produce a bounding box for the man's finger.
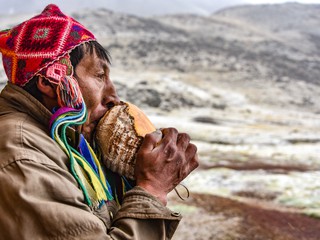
[140,130,163,151]
[176,133,190,151]
[185,143,198,161]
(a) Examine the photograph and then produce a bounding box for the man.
[0,4,198,239]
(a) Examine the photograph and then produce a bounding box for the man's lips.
[85,104,116,135]
[89,114,105,131]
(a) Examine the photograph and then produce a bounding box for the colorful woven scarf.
[49,103,114,207]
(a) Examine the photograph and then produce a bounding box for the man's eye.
[96,73,105,79]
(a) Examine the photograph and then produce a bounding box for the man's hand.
[134,128,199,205]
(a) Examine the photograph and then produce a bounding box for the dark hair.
[23,76,43,101]
[23,41,111,101]
[69,41,111,71]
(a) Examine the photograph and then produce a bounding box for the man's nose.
[105,95,120,109]
[103,85,121,109]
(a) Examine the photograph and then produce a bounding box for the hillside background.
[1,3,320,239]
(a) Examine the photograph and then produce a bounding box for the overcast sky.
[0,0,320,16]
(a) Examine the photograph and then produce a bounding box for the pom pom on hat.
[0,4,95,87]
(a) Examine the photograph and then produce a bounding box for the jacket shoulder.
[0,111,68,170]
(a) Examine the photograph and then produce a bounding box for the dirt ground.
[170,192,320,240]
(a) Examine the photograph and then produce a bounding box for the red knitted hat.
[0,4,95,87]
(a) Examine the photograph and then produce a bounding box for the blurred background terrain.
[1,1,320,239]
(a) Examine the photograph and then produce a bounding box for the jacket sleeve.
[0,159,181,240]
[110,186,182,239]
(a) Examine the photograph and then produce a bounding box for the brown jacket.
[0,83,181,240]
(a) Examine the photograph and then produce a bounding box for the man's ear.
[36,77,56,98]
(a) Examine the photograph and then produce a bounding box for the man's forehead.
[82,50,110,69]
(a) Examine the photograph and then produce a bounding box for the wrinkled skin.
[135,128,199,205]
[74,49,120,143]
[74,47,199,205]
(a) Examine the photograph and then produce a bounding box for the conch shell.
[95,102,156,180]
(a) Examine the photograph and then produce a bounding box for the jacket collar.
[0,82,80,147]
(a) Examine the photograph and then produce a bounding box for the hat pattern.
[0,4,95,86]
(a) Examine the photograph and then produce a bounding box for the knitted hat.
[0,4,95,108]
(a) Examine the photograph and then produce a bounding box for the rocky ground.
[112,68,320,240]
[169,193,320,240]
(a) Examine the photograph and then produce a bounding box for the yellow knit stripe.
[73,154,108,201]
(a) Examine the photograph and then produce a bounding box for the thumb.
[140,129,163,151]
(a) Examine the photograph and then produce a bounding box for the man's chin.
[81,122,97,144]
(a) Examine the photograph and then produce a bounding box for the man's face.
[74,49,120,143]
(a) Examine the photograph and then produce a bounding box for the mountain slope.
[67,4,320,87]
[1,3,320,111]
